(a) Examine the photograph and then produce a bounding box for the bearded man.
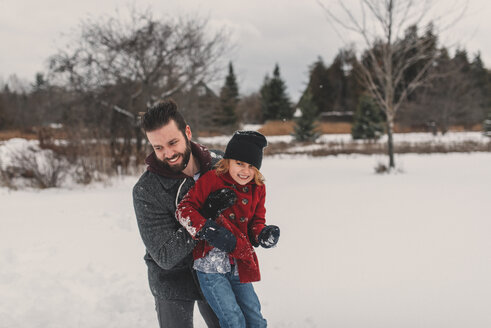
[133,99,232,327]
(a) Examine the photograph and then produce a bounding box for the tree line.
[1,6,490,175]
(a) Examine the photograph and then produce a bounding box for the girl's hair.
[215,158,265,186]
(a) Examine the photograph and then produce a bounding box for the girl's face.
[228,160,255,185]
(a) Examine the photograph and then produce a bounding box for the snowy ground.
[1,151,491,327]
[198,131,490,147]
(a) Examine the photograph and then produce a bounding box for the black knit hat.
[224,131,268,169]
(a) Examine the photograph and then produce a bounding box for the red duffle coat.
[176,169,267,283]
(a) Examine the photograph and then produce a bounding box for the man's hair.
[141,99,187,135]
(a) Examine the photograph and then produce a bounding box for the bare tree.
[318,0,467,169]
[48,6,230,171]
[236,92,263,124]
[49,7,228,101]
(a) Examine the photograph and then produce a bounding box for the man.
[133,99,234,327]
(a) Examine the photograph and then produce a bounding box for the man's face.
[146,120,192,173]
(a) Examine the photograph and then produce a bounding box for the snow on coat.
[176,170,267,283]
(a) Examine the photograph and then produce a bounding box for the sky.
[0,0,490,102]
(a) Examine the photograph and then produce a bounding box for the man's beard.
[157,138,192,173]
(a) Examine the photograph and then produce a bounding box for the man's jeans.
[154,297,220,328]
[196,269,267,328]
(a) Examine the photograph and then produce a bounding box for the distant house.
[192,80,220,127]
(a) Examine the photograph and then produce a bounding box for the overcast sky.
[0,0,489,101]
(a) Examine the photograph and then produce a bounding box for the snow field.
[1,152,491,327]
[257,153,491,327]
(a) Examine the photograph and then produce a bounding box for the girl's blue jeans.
[196,269,267,328]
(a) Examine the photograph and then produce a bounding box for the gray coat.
[133,145,222,300]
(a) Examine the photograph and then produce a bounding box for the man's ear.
[185,125,192,140]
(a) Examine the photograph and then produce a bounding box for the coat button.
[241,198,248,205]
[240,217,247,223]
[243,186,249,192]
[229,213,236,220]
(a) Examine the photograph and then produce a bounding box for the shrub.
[483,113,491,137]
[351,95,384,141]
[0,141,68,189]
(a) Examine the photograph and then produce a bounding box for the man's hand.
[200,188,237,220]
[198,220,237,253]
[258,225,280,248]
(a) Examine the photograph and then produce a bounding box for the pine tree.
[351,94,384,140]
[293,91,319,142]
[260,64,292,121]
[305,57,330,115]
[216,62,239,128]
[259,75,271,122]
[303,50,364,116]
[484,113,491,137]
[471,54,491,119]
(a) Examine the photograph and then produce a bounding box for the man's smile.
[167,154,180,164]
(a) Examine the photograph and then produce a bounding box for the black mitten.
[200,188,237,220]
[198,220,237,253]
[258,225,280,248]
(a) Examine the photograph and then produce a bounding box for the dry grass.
[317,122,352,134]
[261,139,491,157]
[0,129,38,141]
[195,130,226,137]
[2,122,483,141]
[258,121,484,136]
[258,120,353,135]
[258,120,296,135]
[393,123,483,133]
[0,128,68,141]
[446,124,483,132]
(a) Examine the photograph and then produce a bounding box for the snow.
[198,131,491,157]
[194,247,232,275]
[177,213,198,237]
[1,143,491,327]
[198,131,490,146]
[0,138,40,168]
[240,124,262,131]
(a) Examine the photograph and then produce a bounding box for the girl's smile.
[229,160,255,185]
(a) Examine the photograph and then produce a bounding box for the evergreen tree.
[470,53,491,117]
[260,64,292,121]
[397,24,438,102]
[351,94,384,140]
[293,91,319,142]
[259,75,271,122]
[216,62,239,127]
[342,49,365,113]
[0,93,6,129]
[32,73,47,91]
[484,113,491,137]
[303,49,364,115]
[305,57,331,115]
[325,54,345,111]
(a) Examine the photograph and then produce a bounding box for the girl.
[176,130,280,328]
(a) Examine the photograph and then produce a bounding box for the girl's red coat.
[176,170,266,283]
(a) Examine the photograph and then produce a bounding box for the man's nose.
[163,149,175,159]
[164,150,177,158]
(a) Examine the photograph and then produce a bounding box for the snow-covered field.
[198,131,490,147]
[1,151,491,327]
[199,131,491,156]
